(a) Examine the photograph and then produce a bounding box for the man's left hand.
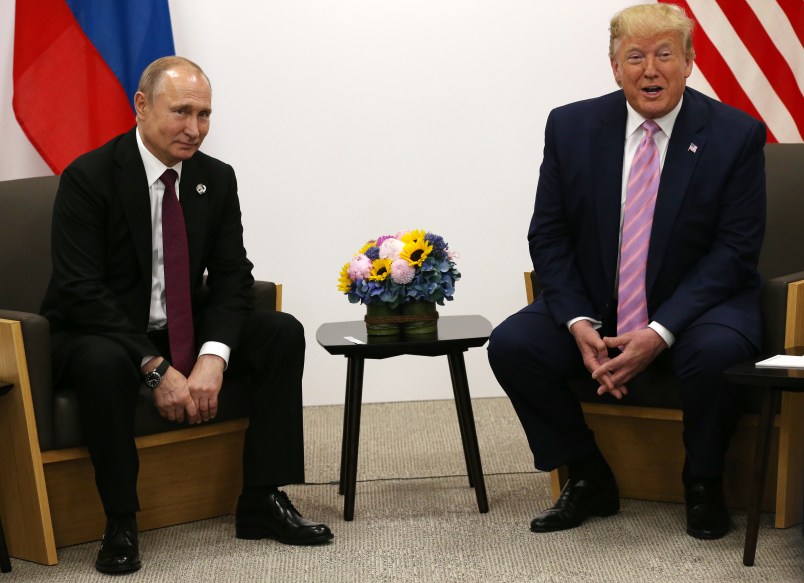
[187,354,225,422]
[592,328,667,397]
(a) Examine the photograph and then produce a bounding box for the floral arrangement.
[338,230,460,308]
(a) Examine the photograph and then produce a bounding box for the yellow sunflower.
[400,229,426,245]
[369,258,393,281]
[400,238,433,267]
[337,262,352,293]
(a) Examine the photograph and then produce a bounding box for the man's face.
[610,32,692,119]
[135,66,212,167]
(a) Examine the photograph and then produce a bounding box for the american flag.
[660,0,803,143]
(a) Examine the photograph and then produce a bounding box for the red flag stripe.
[14,0,135,173]
[668,0,778,142]
[776,0,804,46]
[718,0,804,137]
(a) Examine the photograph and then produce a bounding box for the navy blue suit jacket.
[528,87,766,349]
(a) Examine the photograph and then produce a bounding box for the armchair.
[0,175,282,564]
[524,143,804,528]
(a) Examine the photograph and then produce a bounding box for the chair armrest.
[0,310,54,450]
[761,270,804,354]
[253,281,280,312]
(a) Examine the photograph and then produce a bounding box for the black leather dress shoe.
[685,480,730,540]
[235,490,334,545]
[530,476,620,533]
[95,514,141,574]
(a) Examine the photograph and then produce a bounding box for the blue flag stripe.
[65,0,175,110]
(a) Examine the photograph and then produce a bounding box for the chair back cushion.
[0,175,59,313]
[759,143,804,280]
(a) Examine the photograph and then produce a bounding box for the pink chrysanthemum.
[390,259,415,284]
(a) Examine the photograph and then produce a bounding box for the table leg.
[342,356,365,521]
[447,350,489,514]
[447,354,474,488]
[338,357,353,496]
[743,387,779,567]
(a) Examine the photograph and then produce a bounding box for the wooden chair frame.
[0,286,282,565]
[525,273,804,528]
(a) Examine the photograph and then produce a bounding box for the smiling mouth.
[642,86,663,95]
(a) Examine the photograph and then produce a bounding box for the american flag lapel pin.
[196,183,206,195]
[688,143,698,153]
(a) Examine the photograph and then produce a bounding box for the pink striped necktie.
[160,169,196,376]
[617,119,661,336]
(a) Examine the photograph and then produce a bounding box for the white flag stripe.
[745,0,804,95]
[686,0,802,142]
[687,68,720,101]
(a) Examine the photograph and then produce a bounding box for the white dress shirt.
[136,128,230,369]
[567,97,684,347]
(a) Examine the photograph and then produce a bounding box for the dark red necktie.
[160,169,196,376]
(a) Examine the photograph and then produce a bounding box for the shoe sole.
[95,560,142,574]
[530,503,620,533]
[686,526,730,540]
[236,525,334,545]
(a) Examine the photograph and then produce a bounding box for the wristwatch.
[144,359,170,389]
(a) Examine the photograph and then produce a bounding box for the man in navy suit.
[41,56,333,574]
[488,3,765,540]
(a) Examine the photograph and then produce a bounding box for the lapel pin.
[688,143,698,153]
[196,183,206,195]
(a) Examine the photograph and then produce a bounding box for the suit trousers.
[487,301,755,479]
[51,308,306,515]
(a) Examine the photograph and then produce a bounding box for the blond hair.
[136,56,211,101]
[609,3,695,59]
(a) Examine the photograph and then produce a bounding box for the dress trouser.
[487,301,755,478]
[51,309,306,515]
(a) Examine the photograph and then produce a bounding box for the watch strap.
[153,359,170,377]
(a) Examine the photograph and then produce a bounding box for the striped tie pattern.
[160,169,196,376]
[617,120,661,336]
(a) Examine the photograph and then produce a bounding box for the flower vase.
[364,303,402,336]
[401,301,439,335]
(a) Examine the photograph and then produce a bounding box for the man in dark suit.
[488,4,765,540]
[41,56,333,574]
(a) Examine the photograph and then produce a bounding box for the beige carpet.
[4,398,803,582]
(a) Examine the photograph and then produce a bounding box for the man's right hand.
[569,319,628,399]
[152,366,200,424]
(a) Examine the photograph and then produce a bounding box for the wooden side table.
[0,381,12,573]
[724,347,804,567]
[316,315,491,520]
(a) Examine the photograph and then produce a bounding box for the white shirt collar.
[135,127,182,187]
[625,95,684,139]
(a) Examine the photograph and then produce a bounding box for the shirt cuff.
[200,341,231,370]
[566,316,602,331]
[649,321,675,347]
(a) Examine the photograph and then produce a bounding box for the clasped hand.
[150,355,225,424]
[570,321,666,400]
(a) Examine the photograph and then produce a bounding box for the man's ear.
[134,91,148,118]
[610,58,623,88]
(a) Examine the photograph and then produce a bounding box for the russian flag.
[13,0,175,174]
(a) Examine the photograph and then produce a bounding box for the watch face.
[145,371,161,388]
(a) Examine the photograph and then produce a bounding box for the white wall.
[0,0,715,406]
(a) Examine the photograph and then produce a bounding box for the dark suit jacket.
[41,127,255,364]
[528,87,766,348]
